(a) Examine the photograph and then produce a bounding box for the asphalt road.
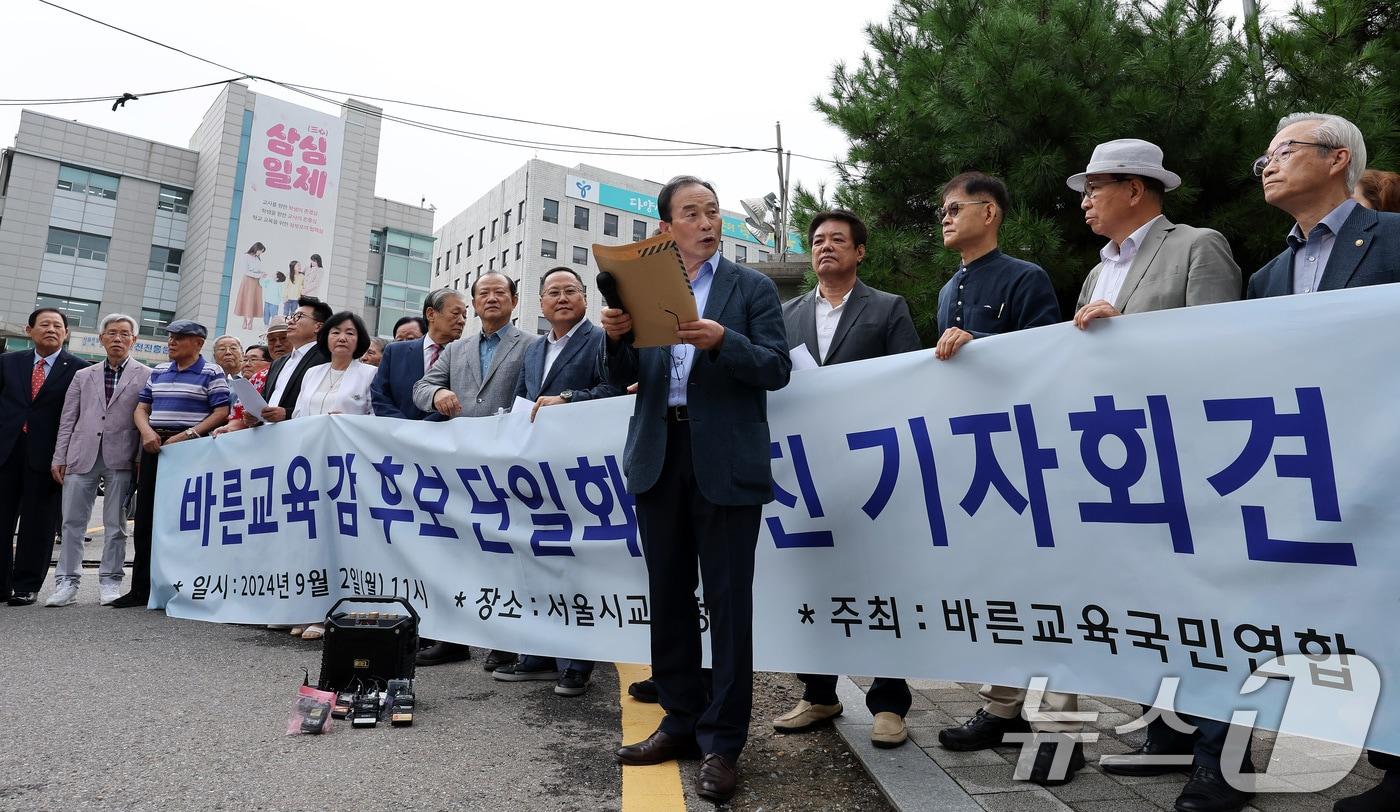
[0,576,625,812]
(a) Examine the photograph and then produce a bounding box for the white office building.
[432,159,794,336]
[0,82,433,360]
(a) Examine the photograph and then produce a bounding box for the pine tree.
[799,0,1396,343]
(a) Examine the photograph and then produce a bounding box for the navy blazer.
[514,318,623,402]
[0,348,89,470]
[371,337,433,420]
[606,256,791,506]
[1248,205,1400,298]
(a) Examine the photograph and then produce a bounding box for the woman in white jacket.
[287,310,376,639]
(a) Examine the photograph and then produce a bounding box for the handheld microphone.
[596,272,634,344]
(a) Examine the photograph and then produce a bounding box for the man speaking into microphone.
[602,175,790,803]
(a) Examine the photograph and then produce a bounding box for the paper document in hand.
[592,233,698,348]
[789,345,819,371]
[229,376,269,414]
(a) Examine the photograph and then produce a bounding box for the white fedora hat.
[1066,138,1182,192]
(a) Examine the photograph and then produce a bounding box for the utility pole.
[775,122,792,261]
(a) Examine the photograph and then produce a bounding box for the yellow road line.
[617,663,685,812]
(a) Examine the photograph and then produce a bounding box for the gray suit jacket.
[52,359,153,474]
[1076,216,1241,313]
[412,324,535,417]
[781,278,921,365]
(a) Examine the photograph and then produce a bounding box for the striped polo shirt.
[138,355,231,429]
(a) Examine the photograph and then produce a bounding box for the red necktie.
[23,358,44,432]
[428,343,441,369]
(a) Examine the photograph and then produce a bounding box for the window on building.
[148,246,183,274]
[467,235,473,256]
[34,293,101,329]
[453,278,460,290]
[518,200,525,222]
[604,212,618,237]
[456,242,462,263]
[736,244,747,263]
[501,249,508,268]
[138,307,176,337]
[364,281,380,308]
[491,219,498,240]
[573,206,590,231]
[543,198,560,224]
[56,164,119,200]
[436,256,442,273]
[515,241,522,260]
[45,227,109,263]
[504,210,511,233]
[369,231,383,253]
[489,257,495,271]
[157,185,191,214]
[572,246,588,265]
[541,239,557,259]
[479,226,485,247]
[633,219,648,241]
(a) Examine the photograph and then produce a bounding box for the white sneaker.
[45,583,79,607]
[99,581,123,606]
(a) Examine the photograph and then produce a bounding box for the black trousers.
[799,674,912,717]
[129,447,161,599]
[1140,712,1254,771]
[0,437,62,596]
[636,421,761,761]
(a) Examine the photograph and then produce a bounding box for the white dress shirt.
[422,337,445,372]
[542,319,584,382]
[1091,215,1162,305]
[814,288,852,362]
[267,342,312,407]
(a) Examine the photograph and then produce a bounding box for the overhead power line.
[31,0,841,166]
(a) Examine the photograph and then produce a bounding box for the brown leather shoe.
[696,753,738,803]
[615,729,700,766]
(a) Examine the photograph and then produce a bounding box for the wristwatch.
[185,428,198,439]
[559,390,575,403]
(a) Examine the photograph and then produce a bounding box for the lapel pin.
[1355,239,1364,247]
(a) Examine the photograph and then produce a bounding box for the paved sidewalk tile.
[832,676,1379,812]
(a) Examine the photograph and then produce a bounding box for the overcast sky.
[3,0,1267,225]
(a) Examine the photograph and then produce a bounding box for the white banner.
[154,286,1400,753]
[224,94,344,342]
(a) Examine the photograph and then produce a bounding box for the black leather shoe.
[1028,736,1085,786]
[628,678,659,703]
[938,708,1031,751]
[615,729,700,766]
[1101,735,1195,777]
[1334,778,1400,811]
[1175,764,1253,812]
[483,650,517,672]
[696,753,738,803]
[108,591,149,608]
[416,641,471,666]
[6,592,36,606]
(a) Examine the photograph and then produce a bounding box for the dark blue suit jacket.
[514,318,623,402]
[1248,205,1400,298]
[371,338,434,420]
[606,257,791,506]
[0,348,89,470]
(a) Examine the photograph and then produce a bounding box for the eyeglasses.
[1252,140,1337,176]
[542,287,583,300]
[101,330,134,339]
[935,200,992,220]
[1079,179,1131,201]
[286,312,323,324]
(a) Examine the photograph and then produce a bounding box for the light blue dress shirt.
[1289,199,1357,295]
[479,330,502,376]
[32,347,60,380]
[667,250,720,407]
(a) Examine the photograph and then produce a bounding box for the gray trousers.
[56,457,132,584]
